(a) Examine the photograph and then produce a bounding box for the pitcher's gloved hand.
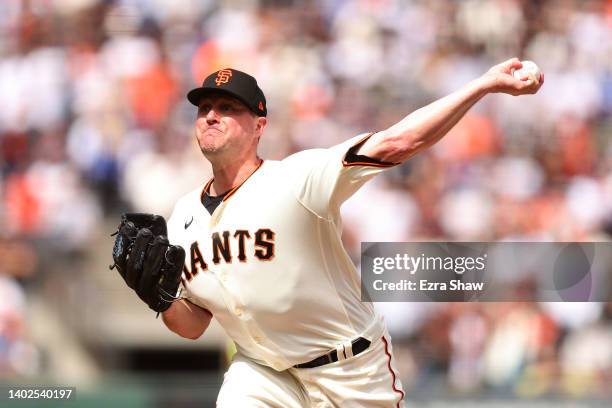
[110,213,185,313]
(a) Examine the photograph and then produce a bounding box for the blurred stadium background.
[0,0,611,406]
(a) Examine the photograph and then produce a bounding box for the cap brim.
[186,87,207,106]
[187,87,254,113]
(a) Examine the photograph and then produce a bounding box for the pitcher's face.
[195,94,260,158]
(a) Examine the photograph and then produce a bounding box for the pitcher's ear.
[255,117,267,132]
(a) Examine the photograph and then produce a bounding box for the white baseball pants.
[216,331,405,407]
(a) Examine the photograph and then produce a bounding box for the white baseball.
[511,60,542,81]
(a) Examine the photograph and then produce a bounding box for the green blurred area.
[2,373,222,408]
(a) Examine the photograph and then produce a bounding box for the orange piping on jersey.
[382,335,405,406]
[342,132,399,168]
[200,179,215,204]
[200,160,265,203]
[223,159,265,201]
[343,160,397,168]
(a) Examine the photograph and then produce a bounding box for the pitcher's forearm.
[392,77,488,148]
[162,299,212,340]
[358,58,543,164]
[362,77,490,163]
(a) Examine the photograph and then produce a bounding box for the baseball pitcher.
[110,59,543,407]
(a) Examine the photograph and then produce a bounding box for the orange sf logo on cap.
[215,69,233,86]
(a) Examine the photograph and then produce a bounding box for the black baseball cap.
[187,68,267,117]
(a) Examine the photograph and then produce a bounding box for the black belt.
[293,337,371,369]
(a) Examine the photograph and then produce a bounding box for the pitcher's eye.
[198,104,212,115]
[219,103,234,112]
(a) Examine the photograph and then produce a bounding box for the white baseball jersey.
[167,133,396,371]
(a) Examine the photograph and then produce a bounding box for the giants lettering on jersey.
[183,228,275,281]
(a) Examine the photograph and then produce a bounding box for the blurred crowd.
[0,0,611,399]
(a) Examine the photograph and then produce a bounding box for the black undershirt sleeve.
[343,136,397,166]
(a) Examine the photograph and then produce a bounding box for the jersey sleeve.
[283,132,398,219]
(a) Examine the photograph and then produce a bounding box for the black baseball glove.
[110,213,185,314]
